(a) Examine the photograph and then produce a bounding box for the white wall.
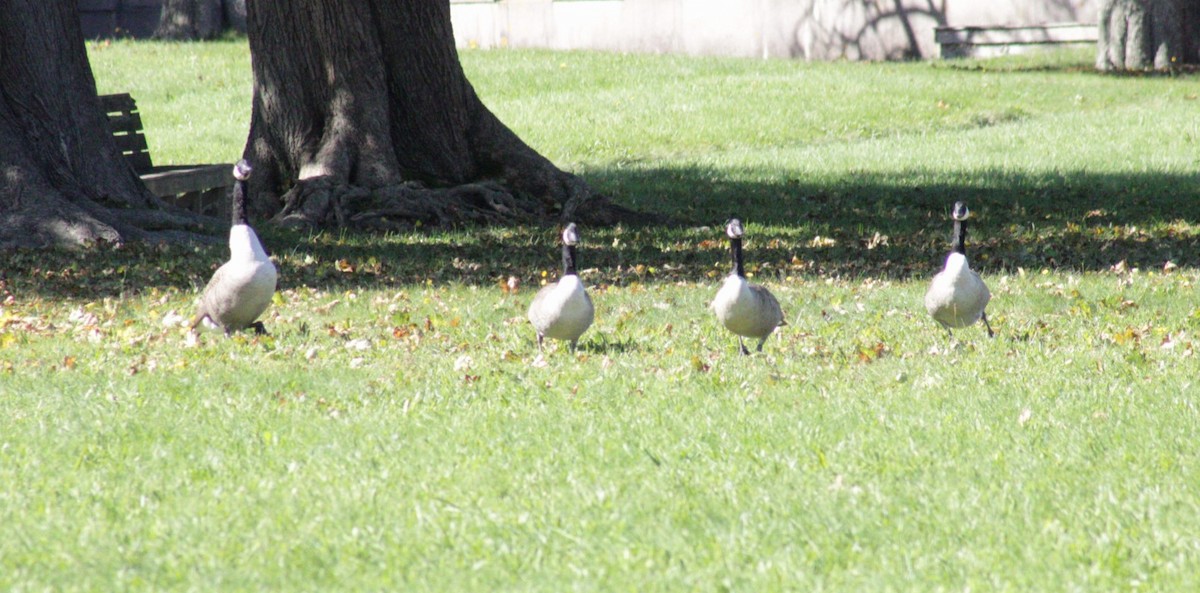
[450,0,1097,61]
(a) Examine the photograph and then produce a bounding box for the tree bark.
[0,0,212,248]
[1097,0,1200,71]
[155,0,225,41]
[242,0,618,231]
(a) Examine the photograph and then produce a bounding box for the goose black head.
[950,201,970,255]
[951,201,969,221]
[725,218,745,239]
[562,223,580,246]
[560,223,580,275]
[233,159,253,182]
[231,159,253,226]
[725,218,746,277]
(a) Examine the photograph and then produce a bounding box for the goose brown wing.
[750,283,785,327]
[527,281,559,328]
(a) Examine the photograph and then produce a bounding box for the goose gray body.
[528,223,593,351]
[925,201,993,337]
[711,218,785,354]
[528,275,594,344]
[194,225,277,332]
[712,275,784,340]
[191,160,277,335]
[925,252,989,329]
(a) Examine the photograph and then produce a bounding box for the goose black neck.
[730,237,745,277]
[951,219,967,256]
[561,244,577,276]
[231,179,249,226]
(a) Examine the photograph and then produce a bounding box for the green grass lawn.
[2,40,1200,591]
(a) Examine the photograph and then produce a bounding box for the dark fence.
[79,0,162,39]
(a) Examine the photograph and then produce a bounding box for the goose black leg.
[537,333,544,353]
[756,338,767,353]
[739,338,750,356]
[981,311,995,338]
[251,321,268,336]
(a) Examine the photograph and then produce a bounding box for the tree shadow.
[2,165,1199,299]
[784,0,1098,62]
[615,165,1200,273]
[786,0,947,60]
[931,49,1200,76]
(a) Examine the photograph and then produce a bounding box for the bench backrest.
[99,93,153,173]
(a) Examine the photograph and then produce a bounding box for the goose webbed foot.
[739,338,750,356]
[981,311,995,338]
[251,321,268,336]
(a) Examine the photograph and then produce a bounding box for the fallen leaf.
[162,310,185,328]
[315,299,341,314]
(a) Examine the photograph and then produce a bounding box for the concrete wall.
[450,0,1097,61]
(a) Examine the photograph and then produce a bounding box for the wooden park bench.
[935,23,1098,59]
[100,93,232,216]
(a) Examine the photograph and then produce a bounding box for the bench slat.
[99,92,137,115]
[111,131,150,154]
[935,25,1097,45]
[123,152,154,173]
[105,111,143,135]
[140,164,231,198]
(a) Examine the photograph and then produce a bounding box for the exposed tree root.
[0,169,221,249]
[271,173,646,231]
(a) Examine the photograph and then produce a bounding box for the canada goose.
[711,218,786,355]
[527,223,594,352]
[189,159,278,335]
[924,201,993,338]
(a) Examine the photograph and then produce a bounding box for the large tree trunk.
[0,0,211,248]
[1097,0,1200,71]
[155,0,225,41]
[243,0,618,230]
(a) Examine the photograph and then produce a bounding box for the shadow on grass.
[579,335,642,355]
[926,47,1200,77]
[3,166,1199,299]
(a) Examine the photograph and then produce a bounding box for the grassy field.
[2,39,1200,591]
